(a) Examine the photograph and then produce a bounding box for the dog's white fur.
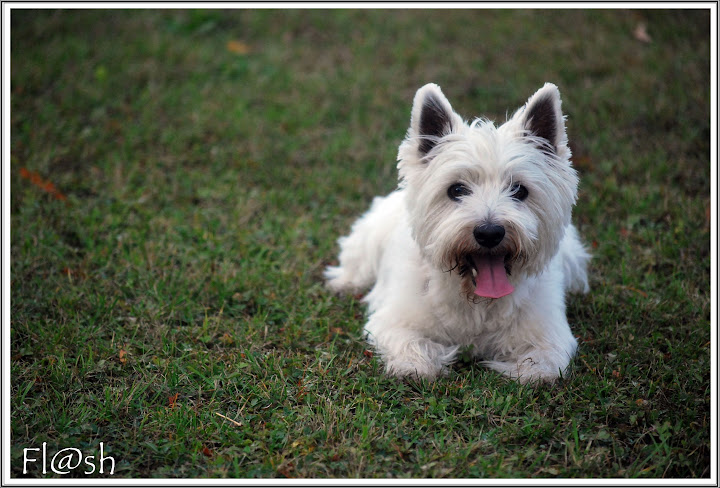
[325,83,590,383]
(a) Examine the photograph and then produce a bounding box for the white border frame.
[1,2,717,486]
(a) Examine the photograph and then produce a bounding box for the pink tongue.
[472,255,514,299]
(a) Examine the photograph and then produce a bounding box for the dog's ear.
[517,83,567,153]
[410,84,460,156]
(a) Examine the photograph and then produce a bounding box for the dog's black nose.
[473,224,505,248]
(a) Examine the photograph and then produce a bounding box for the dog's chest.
[425,279,517,345]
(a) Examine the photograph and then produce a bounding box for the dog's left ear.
[517,83,568,153]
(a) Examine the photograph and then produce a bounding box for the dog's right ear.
[409,84,460,157]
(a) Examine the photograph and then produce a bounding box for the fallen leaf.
[296,378,307,402]
[618,285,648,298]
[392,443,409,460]
[633,22,652,43]
[278,462,294,478]
[227,40,251,55]
[169,392,179,409]
[19,167,67,202]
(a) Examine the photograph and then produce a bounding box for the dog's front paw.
[379,340,459,381]
[384,358,448,380]
[481,356,569,384]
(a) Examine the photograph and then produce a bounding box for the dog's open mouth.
[468,254,514,299]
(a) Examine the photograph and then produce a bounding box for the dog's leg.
[364,307,459,380]
[480,292,579,383]
[481,338,577,384]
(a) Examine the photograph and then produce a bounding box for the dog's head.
[397,83,579,299]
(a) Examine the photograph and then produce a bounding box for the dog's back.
[556,224,591,295]
[324,191,405,294]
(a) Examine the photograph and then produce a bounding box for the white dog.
[325,83,590,383]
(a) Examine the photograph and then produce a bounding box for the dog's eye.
[509,183,529,201]
[447,183,471,201]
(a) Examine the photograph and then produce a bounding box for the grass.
[9,8,711,479]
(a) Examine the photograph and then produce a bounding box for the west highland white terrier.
[325,83,590,383]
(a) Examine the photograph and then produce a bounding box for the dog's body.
[325,83,589,382]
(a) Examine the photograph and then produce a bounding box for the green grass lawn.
[9,8,711,478]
